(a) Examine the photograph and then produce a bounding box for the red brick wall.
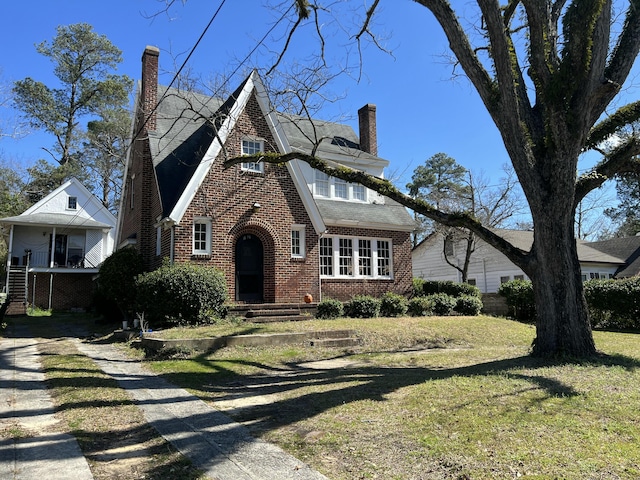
[28,272,95,311]
[172,93,320,303]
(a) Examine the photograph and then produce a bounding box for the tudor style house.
[116,46,415,304]
[412,229,640,293]
[1,177,117,314]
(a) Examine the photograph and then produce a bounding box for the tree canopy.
[226,0,640,357]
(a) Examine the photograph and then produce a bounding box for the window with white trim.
[241,139,264,173]
[67,196,77,210]
[315,170,330,197]
[334,177,348,199]
[376,240,390,277]
[319,237,333,276]
[193,218,211,255]
[320,235,393,279]
[291,225,306,258]
[312,169,367,202]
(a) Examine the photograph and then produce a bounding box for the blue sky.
[0,1,634,201]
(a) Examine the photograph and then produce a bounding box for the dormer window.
[313,169,367,202]
[67,196,77,210]
[241,139,264,173]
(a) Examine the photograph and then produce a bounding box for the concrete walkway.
[0,325,93,480]
[74,338,327,480]
[0,323,328,480]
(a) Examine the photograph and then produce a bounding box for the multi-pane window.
[319,237,333,276]
[376,240,390,277]
[193,219,211,255]
[352,184,366,201]
[291,225,305,258]
[241,139,264,172]
[359,239,372,276]
[67,196,77,210]
[312,169,367,201]
[334,177,348,199]
[339,238,353,275]
[315,171,330,197]
[320,235,392,279]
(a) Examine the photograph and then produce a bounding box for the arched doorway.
[235,233,263,301]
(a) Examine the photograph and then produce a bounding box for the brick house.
[117,46,415,304]
[1,177,117,314]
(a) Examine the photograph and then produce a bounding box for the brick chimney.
[140,45,160,132]
[358,103,377,156]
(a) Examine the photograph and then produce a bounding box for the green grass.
[141,315,640,479]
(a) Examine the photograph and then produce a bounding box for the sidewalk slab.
[0,331,93,480]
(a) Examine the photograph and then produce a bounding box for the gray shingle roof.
[0,213,113,229]
[316,198,415,230]
[587,236,640,277]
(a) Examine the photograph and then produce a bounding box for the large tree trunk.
[528,204,597,357]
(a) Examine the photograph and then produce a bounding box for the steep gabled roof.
[143,70,413,234]
[0,177,116,230]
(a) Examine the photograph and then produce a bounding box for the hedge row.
[317,289,483,320]
[413,279,481,298]
[498,278,640,330]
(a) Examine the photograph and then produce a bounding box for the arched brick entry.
[232,225,276,302]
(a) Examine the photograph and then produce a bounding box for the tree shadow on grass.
[157,349,640,437]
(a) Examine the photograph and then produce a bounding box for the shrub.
[412,278,426,297]
[422,280,481,298]
[584,278,640,330]
[345,295,381,318]
[455,295,484,316]
[97,247,144,319]
[316,298,344,319]
[430,293,457,316]
[408,296,432,317]
[379,292,408,317]
[136,261,227,326]
[498,279,535,322]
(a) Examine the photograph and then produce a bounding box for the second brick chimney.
[358,104,377,156]
[140,45,160,132]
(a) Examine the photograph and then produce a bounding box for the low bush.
[455,295,483,316]
[316,298,344,319]
[421,280,481,298]
[408,296,432,317]
[584,278,640,330]
[412,278,426,297]
[136,261,227,326]
[379,292,408,317]
[498,279,535,322]
[430,293,457,316]
[345,295,381,318]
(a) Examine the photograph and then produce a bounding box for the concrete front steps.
[139,329,361,354]
[228,302,317,323]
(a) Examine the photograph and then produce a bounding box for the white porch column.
[4,225,14,293]
[49,227,57,268]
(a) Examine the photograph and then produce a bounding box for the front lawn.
[140,315,640,479]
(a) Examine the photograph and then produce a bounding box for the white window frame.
[315,170,330,197]
[334,177,348,199]
[67,196,77,210]
[312,169,367,202]
[320,234,393,279]
[192,218,212,255]
[241,139,264,173]
[291,224,306,258]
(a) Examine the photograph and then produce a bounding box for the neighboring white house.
[1,178,116,313]
[412,229,628,293]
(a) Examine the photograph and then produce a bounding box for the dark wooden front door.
[236,234,263,301]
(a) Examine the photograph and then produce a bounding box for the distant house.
[116,46,415,304]
[412,229,635,293]
[1,177,117,314]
